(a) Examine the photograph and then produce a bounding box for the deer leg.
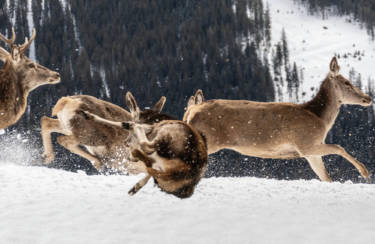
[57,135,103,172]
[131,148,155,167]
[133,125,155,154]
[127,149,156,195]
[41,116,66,164]
[139,143,155,155]
[128,175,151,196]
[305,156,332,182]
[125,160,147,175]
[300,144,369,180]
[133,156,186,181]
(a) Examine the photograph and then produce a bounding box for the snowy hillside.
[267,0,375,101]
[1,162,375,243]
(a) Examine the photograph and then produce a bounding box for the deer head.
[125,91,168,123]
[328,57,371,106]
[0,28,60,92]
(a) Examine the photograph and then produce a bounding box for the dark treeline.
[0,0,374,182]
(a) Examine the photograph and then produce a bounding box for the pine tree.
[291,62,300,101]
[264,3,271,48]
[281,28,289,66]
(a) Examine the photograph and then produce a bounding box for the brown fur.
[41,93,172,173]
[130,120,208,198]
[0,62,26,128]
[52,97,71,116]
[0,28,60,129]
[183,57,372,182]
[83,112,208,199]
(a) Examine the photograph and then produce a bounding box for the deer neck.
[303,78,341,128]
[0,64,27,115]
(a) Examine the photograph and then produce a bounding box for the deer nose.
[48,72,61,83]
[362,96,372,105]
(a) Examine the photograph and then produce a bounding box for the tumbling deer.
[0,28,60,129]
[81,94,208,198]
[41,92,172,173]
[183,57,372,182]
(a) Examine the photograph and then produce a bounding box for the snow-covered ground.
[267,0,375,101]
[1,162,375,244]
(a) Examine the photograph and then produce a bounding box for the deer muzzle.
[361,95,372,106]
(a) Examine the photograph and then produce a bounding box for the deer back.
[184,95,327,157]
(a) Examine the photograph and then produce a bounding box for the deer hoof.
[128,187,137,196]
[122,122,134,130]
[361,168,370,180]
[42,152,54,164]
[92,160,104,173]
[364,172,372,183]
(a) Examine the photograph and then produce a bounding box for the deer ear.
[152,96,166,113]
[187,96,196,108]
[194,89,204,105]
[125,91,140,116]
[329,57,340,75]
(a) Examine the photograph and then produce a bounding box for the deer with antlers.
[0,28,60,129]
[183,57,372,182]
[41,92,173,173]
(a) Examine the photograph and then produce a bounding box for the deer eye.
[28,63,36,68]
[344,81,351,86]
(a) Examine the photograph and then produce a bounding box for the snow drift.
[1,162,375,243]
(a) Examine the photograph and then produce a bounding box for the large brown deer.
[183,57,372,182]
[81,96,208,198]
[0,28,60,129]
[41,92,172,173]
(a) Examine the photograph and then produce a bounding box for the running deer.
[41,92,172,173]
[81,96,208,198]
[183,57,372,182]
[0,28,60,129]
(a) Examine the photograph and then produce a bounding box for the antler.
[0,27,16,49]
[20,28,36,54]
